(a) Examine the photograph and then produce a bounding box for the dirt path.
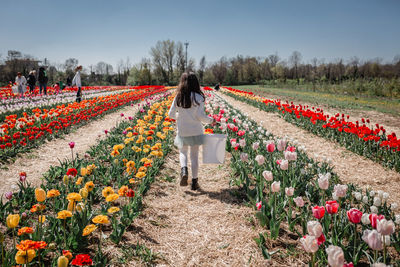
[0,104,139,198]
[125,147,302,266]
[218,92,400,205]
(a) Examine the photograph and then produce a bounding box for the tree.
[289,51,302,85]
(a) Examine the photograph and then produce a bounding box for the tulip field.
[0,85,399,266]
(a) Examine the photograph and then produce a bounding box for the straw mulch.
[123,146,306,266]
[219,92,400,205]
[0,104,139,199]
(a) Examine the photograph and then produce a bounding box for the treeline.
[2,41,400,98]
[0,50,131,87]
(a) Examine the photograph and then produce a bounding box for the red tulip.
[68,142,75,149]
[267,143,275,152]
[325,200,339,214]
[126,189,135,198]
[317,233,325,245]
[347,208,362,224]
[312,206,325,219]
[369,214,385,229]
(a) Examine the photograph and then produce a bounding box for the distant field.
[229,85,400,116]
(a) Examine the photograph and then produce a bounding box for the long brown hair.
[176,72,205,108]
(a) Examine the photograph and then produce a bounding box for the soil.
[122,146,306,266]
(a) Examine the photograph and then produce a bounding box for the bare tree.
[289,51,302,85]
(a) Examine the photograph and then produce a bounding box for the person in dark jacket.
[27,70,36,94]
[214,83,220,91]
[38,67,48,95]
[66,76,72,87]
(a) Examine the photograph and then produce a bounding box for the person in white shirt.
[168,72,215,190]
[72,65,82,102]
[15,72,27,97]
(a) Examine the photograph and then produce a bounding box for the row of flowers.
[0,85,164,100]
[204,91,400,266]
[222,87,400,172]
[0,92,175,266]
[0,86,168,163]
[0,87,134,115]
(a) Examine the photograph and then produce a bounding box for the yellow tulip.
[57,210,73,220]
[35,188,46,202]
[57,255,69,267]
[38,215,46,223]
[6,214,20,228]
[79,187,88,199]
[15,249,36,264]
[82,224,97,236]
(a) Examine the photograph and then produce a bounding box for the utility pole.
[184,41,189,71]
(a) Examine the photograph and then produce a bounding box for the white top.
[15,76,27,87]
[72,71,81,87]
[168,92,213,137]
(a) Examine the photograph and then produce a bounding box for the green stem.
[12,228,16,250]
[63,220,66,249]
[353,224,357,263]
[383,236,387,264]
[311,253,315,267]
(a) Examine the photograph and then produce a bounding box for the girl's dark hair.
[176,72,204,108]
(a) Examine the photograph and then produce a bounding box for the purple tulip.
[5,191,13,200]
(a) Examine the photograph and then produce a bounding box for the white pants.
[179,145,199,179]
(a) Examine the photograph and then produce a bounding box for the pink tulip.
[120,113,124,117]
[307,220,323,238]
[376,219,395,236]
[362,229,383,250]
[5,191,13,200]
[256,201,262,210]
[21,212,27,219]
[278,159,289,170]
[294,196,305,207]
[284,151,297,161]
[333,184,348,198]
[347,208,362,224]
[343,263,354,267]
[266,143,275,152]
[326,245,345,267]
[255,155,265,165]
[68,142,75,149]
[262,171,273,181]
[240,153,249,162]
[271,181,281,193]
[318,175,329,190]
[237,130,245,136]
[285,187,294,197]
[239,139,246,147]
[252,142,260,150]
[277,139,287,151]
[286,146,296,152]
[300,235,319,253]
[370,214,385,229]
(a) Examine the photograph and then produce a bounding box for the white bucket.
[202,134,227,164]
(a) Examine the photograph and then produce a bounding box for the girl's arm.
[71,74,77,86]
[167,96,177,119]
[196,100,214,124]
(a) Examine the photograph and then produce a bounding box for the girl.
[15,72,27,97]
[168,72,215,190]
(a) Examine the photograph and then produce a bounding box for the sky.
[1,0,399,69]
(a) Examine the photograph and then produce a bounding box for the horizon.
[1,0,399,70]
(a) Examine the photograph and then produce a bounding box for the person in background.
[53,82,60,94]
[168,72,215,190]
[27,70,36,94]
[214,83,220,91]
[72,65,82,102]
[66,76,72,87]
[15,72,27,97]
[38,67,48,95]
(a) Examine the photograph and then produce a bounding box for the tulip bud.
[318,174,329,190]
[370,206,378,214]
[362,195,369,204]
[6,214,20,228]
[326,245,345,267]
[361,214,371,225]
[300,235,318,253]
[57,256,69,267]
[38,215,46,223]
[35,188,46,202]
[294,196,304,207]
[63,175,70,185]
[79,188,89,199]
[271,181,280,193]
[48,242,57,250]
[373,197,382,207]
[262,171,273,181]
[307,221,323,238]
[285,187,294,197]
